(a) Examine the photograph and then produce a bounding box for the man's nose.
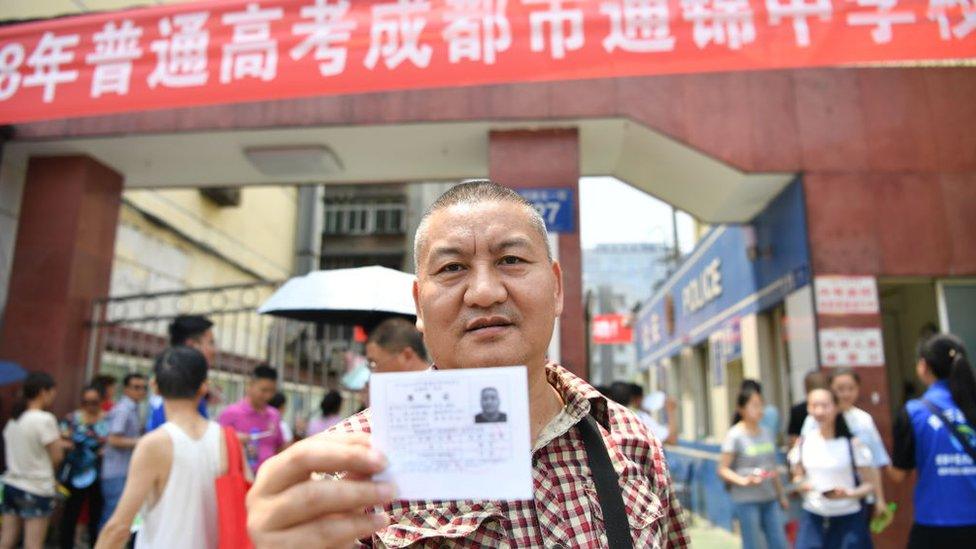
[464,263,507,308]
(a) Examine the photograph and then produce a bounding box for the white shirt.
[801,406,890,467]
[2,409,60,496]
[789,429,873,517]
[279,420,294,445]
[635,409,670,442]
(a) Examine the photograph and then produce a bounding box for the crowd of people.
[0,181,973,548]
[712,332,976,549]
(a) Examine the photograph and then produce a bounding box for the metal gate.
[85,281,361,424]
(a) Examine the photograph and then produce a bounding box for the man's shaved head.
[413,180,551,272]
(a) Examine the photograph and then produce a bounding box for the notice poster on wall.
[818,327,885,367]
[814,276,880,316]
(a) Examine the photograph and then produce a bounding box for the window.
[324,198,407,235]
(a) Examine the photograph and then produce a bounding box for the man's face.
[188,329,217,366]
[366,342,404,373]
[481,388,500,414]
[124,378,148,402]
[248,378,277,408]
[414,201,563,370]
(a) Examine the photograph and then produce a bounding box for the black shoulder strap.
[576,414,634,549]
[922,398,976,463]
[846,436,861,486]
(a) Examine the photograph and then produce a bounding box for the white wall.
[785,285,818,404]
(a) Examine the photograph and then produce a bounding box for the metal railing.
[85,281,360,423]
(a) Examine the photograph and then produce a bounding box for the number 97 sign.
[516,188,575,234]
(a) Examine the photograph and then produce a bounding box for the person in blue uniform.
[891,333,976,548]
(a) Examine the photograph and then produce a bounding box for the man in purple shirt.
[217,364,283,471]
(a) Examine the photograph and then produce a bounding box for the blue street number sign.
[516,188,575,233]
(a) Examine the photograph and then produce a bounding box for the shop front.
[634,179,815,530]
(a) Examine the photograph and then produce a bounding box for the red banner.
[0,0,972,124]
[592,313,634,345]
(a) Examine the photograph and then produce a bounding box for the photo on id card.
[369,366,532,501]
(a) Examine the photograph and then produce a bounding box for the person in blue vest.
[146,315,215,431]
[891,333,976,547]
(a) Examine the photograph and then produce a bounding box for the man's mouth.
[465,316,514,333]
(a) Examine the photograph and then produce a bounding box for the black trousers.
[907,523,976,549]
[59,481,103,549]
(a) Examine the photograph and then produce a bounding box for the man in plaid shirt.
[247,180,689,547]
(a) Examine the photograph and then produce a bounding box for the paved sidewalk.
[687,517,741,549]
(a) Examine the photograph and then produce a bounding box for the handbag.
[215,426,254,549]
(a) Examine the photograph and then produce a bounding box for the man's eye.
[440,263,464,273]
[500,256,523,265]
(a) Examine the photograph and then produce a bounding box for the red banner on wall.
[592,313,634,345]
[0,0,972,124]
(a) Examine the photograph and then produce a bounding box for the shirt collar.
[544,362,611,430]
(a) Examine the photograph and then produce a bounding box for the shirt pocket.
[585,473,666,548]
[375,502,509,549]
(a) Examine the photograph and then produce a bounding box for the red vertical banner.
[0,0,973,124]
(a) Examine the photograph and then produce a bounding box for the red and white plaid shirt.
[330,363,689,548]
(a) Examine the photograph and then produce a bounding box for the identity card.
[369,366,532,501]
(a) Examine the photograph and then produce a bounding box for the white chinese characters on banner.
[814,276,880,315]
[766,0,833,47]
[847,0,917,43]
[682,0,757,50]
[0,44,25,101]
[221,3,284,83]
[928,0,976,40]
[23,32,80,103]
[290,0,357,77]
[148,12,210,88]
[601,0,676,53]
[365,0,434,69]
[523,0,585,59]
[819,327,885,367]
[87,20,143,98]
[442,0,513,64]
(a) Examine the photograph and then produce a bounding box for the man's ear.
[197,380,209,400]
[412,279,424,334]
[551,260,564,317]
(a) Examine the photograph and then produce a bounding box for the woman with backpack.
[719,385,789,549]
[891,333,976,547]
[790,386,875,549]
[57,384,109,549]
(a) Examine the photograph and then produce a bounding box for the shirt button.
[552,544,565,549]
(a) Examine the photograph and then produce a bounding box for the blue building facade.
[634,180,814,531]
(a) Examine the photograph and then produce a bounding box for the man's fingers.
[252,433,383,497]
[259,478,397,531]
[251,511,390,549]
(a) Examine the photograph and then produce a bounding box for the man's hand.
[247,433,397,549]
